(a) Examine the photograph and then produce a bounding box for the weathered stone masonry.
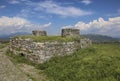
[62,28,80,37]
[9,29,92,63]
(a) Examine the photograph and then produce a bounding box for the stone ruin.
[62,28,80,37]
[9,28,92,63]
[32,30,47,36]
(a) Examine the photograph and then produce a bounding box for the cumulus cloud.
[63,16,120,37]
[0,16,51,35]
[81,0,92,5]
[26,1,93,17]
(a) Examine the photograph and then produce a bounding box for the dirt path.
[17,63,49,81]
[0,46,49,81]
[0,47,32,81]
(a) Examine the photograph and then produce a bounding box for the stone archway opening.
[19,53,25,57]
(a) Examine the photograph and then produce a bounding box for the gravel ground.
[0,47,32,81]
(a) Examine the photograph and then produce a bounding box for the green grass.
[36,44,120,81]
[0,43,9,49]
[6,43,120,81]
[6,50,35,66]
[15,35,81,42]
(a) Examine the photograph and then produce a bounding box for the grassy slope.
[6,43,120,81]
[37,44,120,81]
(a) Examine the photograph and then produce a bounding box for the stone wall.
[9,29,92,63]
[80,38,92,48]
[9,37,92,63]
[32,30,47,36]
[61,28,80,37]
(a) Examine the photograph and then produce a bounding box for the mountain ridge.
[82,34,120,43]
[0,33,120,43]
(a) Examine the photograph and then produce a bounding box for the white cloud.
[18,8,31,17]
[8,0,31,4]
[43,22,52,28]
[63,16,120,37]
[0,16,51,35]
[27,1,93,17]
[9,0,20,4]
[0,5,6,9]
[81,0,92,5]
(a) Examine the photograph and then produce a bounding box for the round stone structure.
[32,30,47,36]
[61,28,80,37]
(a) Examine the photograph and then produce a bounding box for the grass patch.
[0,43,9,49]
[36,44,120,81]
[6,50,35,66]
[15,35,82,42]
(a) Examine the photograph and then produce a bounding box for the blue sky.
[0,0,120,37]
